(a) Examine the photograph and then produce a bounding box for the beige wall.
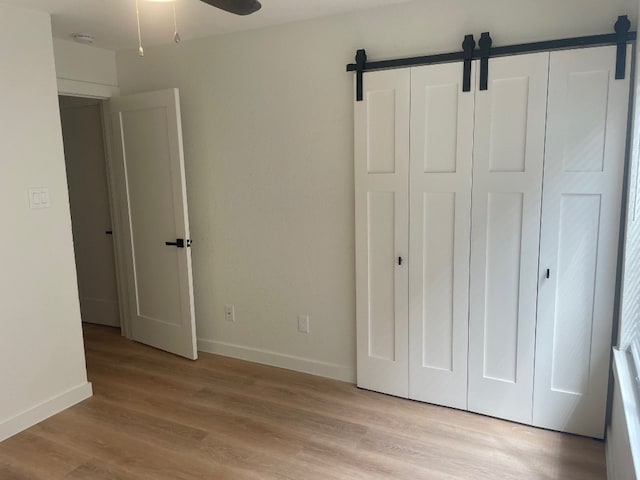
[0,4,91,440]
[116,0,636,381]
[53,38,119,98]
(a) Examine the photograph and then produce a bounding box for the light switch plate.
[28,187,51,209]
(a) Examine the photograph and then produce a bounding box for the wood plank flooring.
[0,324,606,479]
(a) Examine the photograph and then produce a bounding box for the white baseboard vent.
[0,382,93,442]
[197,338,355,383]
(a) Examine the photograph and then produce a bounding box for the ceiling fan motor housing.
[200,0,262,16]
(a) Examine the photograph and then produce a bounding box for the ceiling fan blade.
[199,0,262,15]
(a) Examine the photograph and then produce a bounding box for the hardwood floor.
[0,324,606,479]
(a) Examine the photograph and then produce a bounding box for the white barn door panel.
[533,46,631,438]
[355,70,410,397]
[408,62,475,409]
[468,52,550,424]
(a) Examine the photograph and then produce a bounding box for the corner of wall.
[0,3,92,442]
[0,383,93,443]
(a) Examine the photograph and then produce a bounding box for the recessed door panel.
[355,69,410,398]
[423,84,459,173]
[483,192,523,384]
[367,191,397,361]
[551,194,601,395]
[421,192,455,371]
[488,77,529,173]
[367,90,398,174]
[533,45,630,438]
[409,62,475,409]
[563,71,609,173]
[120,108,181,327]
[468,52,549,424]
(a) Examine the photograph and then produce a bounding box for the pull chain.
[135,0,144,56]
[173,2,181,43]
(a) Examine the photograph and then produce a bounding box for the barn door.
[354,70,410,397]
[467,52,549,424]
[533,45,630,438]
[408,62,475,409]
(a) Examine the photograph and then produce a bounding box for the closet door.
[468,52,549,423]
[355,69,410,397]
[533,45,631,438]
[408,62,475,409]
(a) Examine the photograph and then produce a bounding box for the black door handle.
[546,268,550,279]
[165,238,192,248]
[398,256,403,266]
[166,238,185,248]
[105,230,113,235]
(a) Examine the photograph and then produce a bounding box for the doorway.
[58,88,199,359]
[59,95,121,331]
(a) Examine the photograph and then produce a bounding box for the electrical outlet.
[224,304,235,322]
[297,315,310,333]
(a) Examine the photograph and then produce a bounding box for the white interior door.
[109,88,197,360]
[408,62,475,409]
[60,97,120,328]
[533,45,631,438]
[468,52,549,424]
[355,69,410,397]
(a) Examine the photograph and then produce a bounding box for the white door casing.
[468,52,550,424]
[408,62,475,409]
[355,69,410,397]
[109,88,197,360]
[533,45,631,438]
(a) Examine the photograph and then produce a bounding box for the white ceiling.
[4,0,413,51]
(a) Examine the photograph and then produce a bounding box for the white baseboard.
[80,296,120,328]
[0,382,93,442]
[608,349,640,480]
[197,338,355,383]
[606,425,617,480]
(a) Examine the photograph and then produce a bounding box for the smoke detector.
[71,33,95,44]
